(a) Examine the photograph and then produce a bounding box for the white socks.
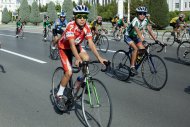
[57,85,65,96]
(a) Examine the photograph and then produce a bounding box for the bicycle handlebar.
[145,40,167,53]
[72,60,111,73]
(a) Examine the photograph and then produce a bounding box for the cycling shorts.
[170,23,180,29]
[52,29,64,36]
[124,35,142,46]
[59,45,86,72]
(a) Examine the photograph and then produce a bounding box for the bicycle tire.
[141,55,168,91]
[112,50,131,81]
[52,67,67,111]
[177,41,190,65]
[113,29,122,41]
[49,42,59,60]
[181,32,190,42]
[19,29,24,39]
[98,35,109,53]
[82,78,112,127]
[162,31,175,46]
[149,28,158,40]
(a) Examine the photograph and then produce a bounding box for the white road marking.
[0,33,16,37]
[0,48,47,64]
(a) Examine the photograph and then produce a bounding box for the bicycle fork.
[147,56,157,74]
[85,78,100,108]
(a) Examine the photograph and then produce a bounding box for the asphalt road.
[0,28,190,127]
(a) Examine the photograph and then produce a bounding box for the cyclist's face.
[60,16,65,21]
[138,12,146,21]
[75,14,88,27]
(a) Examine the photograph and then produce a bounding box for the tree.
[19,0,30,23]
[55,4,61,12]
[29,1,42,25]
[2,7,11,24]
[89,4,97,22]
[47,1,57,23]
[124,0,143,19]
[97,0,117,21]
[62,0,73,21]
[149,0,169,29]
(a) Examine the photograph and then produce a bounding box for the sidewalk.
[0,22,43,33]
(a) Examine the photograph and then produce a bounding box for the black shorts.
[52,29,64,36]
[170,23,179,29]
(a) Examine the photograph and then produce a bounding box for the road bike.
[84,31,109,53]
[112,41,168,91]
[43,26,51,42]
[162,26,190,46]
[51,61,112,127]
[177,41,190,65]
[113,26,125,41]
[16,26,24,39]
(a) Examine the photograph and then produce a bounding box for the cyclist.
[56,5,107,106]
[170,13,187,41]
[90,16,106,40]
[52,11,68,49]
[124,6,158,75]
[111,15,119,32]
[43,15,51,41]
[16,17,22,38]
[116,15,129,39]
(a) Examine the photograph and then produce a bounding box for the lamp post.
[117,0,124,19]
[128,0,130,22]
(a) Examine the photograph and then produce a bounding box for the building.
[167,0,190,11]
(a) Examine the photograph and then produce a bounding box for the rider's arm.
[134,26,144,42]
[88,38,101,59]
[69,39,81,61]
[147,25,157,40]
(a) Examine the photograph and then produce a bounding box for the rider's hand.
[98,57,107,65]
[75,58,82,67]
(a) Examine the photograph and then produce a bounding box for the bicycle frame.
[83,64,100,107]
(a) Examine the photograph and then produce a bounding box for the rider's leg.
[44,27,47,39]
[57,49,73,96]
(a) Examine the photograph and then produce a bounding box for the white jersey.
[125,17,148,37]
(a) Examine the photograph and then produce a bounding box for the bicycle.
[142,24,158,40]
[177,41,190,65]
[43,26,51,42]
[162,26,190,46]
[84,31,109,53]
[51,61,112,127]
[112,41,168,91]
[16,26,24,39]
[113,26,125,41]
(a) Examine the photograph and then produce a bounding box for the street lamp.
[128,0,130,22]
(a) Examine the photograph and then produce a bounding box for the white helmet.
[73,5,89,15]
[136,6,148,13]
[179,13,185,18]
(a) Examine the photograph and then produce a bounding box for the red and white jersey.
[58,21,92,49]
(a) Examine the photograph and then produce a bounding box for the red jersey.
[58,21,92,49]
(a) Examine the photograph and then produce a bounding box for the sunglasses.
[75,14,88,19]
[138,12,146,16]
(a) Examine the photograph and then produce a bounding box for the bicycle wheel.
[98,35,109,53]
[50,42,59,60]
[141,55,168,91]
[82,78,112,127]
[162,31,175,46]
[177,41,190,65]
[19,29,24,39]
[149,28,158,40]
[112,50,131,81]
[113,29,121,41]
[52,67,67,111]
[181,33,190,42]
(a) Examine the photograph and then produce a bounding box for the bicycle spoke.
[177,41,190,64]
[112,50,131,81]
[141,55,168,90]
[82,78,112,127]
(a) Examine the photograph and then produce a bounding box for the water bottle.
[74,76,83,94]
